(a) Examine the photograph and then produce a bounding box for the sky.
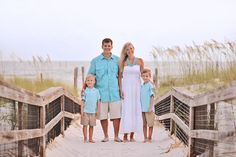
[0,0,236,61]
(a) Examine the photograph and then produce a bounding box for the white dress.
[119,65,143,134]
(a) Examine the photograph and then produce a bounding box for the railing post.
[153,68,158,88]
[170,95,174,134]
[74,67,78,92]
[61,95,65,137]
[188,105,194,157]
[39,106,46,157]
[81,66,85,84]
[18,102,23,157]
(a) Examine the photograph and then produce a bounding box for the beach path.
[46,118,187,157]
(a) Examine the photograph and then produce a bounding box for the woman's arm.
[118,62,124,99]
[137,58,144,72]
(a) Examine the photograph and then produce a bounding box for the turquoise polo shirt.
[88,53,120,103]
[141,82,155,112]
[82,87,100,113]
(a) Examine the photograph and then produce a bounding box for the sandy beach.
[46,118,187,157]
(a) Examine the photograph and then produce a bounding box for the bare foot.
[130,138,136,142]
[123,138,128,143]
[89,140,95,143]
[143,139,148,143]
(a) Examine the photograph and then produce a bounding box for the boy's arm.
[149,95,154,112]
[81,101,84,116]
[149,84,155,112]
[96,90,101,116]
[96,100,101,116]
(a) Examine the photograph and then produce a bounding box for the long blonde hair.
[119,42,134,69]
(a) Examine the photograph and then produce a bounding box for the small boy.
[81,74,100,143]
[141,68,155,143]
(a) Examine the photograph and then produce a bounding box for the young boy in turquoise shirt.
[141,69,155,143]
[81,74,100,143]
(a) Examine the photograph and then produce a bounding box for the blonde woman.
[118,42,144,142]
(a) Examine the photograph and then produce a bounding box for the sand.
[46,118,188,157]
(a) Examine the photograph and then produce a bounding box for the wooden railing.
[0,80,80,157]
[155,81,236,157]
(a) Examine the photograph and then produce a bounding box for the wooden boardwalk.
[46,119,187,157]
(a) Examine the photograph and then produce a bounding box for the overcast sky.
[0,0,236,61]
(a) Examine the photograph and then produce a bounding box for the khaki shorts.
[142,112,155,127]
[98,101,121,120]
[81,113,96,126]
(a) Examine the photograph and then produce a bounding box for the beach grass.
[2,77,78,96]
[153,40,236,95]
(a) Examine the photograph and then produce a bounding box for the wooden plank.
[171,114,189,136]
[61,96,65,137]
[171,89,193,106]
[64,112,80,119]
[64,90,80,104]
[40,105,46,157]
[191,130,219,141]
[38,87,64,105]
[18,102,23,157]
[44,112,64,134]
[154,90,172,104]
[0,81,42,106]
[0,129,43,144]
[74,67,78,91]
[188,107,194,157]
[193,81,236,107]
[158,113,171,120]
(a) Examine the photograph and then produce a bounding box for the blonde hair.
[141,68,152,77]
[85,74,96,87]
[119,42,134,67]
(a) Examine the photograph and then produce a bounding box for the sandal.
[101,137,109,142]
[114,138,123,142]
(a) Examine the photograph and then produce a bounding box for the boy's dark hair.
[102,38,113,45]
[142,68,152,77]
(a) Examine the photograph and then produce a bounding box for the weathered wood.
[44,112,64,134]
[172,88,193,106]
[191,130,219,141]
[38,87,64,105]
[171,114,189,136]
[40,105,46,157]
[81,66,85,85]
[18,102,23,157]
[74,67,78,91]
[64,112,80,119]
[0,129,43,144]
[0,80,42,106]
[0,80,81,157]
[40,135,46,157]
[193,81,236,107]
[188,107,194,157]
[61,96,65,137]
[63,90,80,104]
[154,90,172,104]
[170,95,174,133]
[158,113,171,120]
